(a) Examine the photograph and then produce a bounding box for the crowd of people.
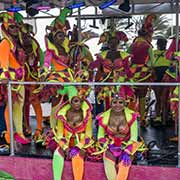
[0,8,179,180]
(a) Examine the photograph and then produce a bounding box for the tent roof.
[102,1,178,15]
[129,0,170,4]
[0,0,177,17]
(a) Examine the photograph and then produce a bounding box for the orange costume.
[0,12,30,144]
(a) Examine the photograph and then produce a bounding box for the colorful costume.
[0,12,31,144]
[153,49,171,81]
[164,37,180,82]
[89,31,131,82]
[97,105,142,180]
[159,38,180,125]
[163,37,180,137]
[152,38,171,123]
[42,8,73,129]
[43,8,72,75]
[128,14,156,125]
[166,38,180,60]
[165,86,179,141]
[89,31,132,110]
[170,87,178,124]
[52,86,93,180]
[18,22,44,142]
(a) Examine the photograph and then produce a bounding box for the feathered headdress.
[98,31,128,45]
[46,7,71,36]
[114,86,135,102]
[0,12,25,29]
[97,85,135,104]
[57,85,90,102]
[0,12,15,30]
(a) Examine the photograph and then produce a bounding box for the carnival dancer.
[89,31,132,111]
[42,7,72,74]
[158,36,180,125]
[52,85,93,180]
[166,35,180,60]
[160,35,180,129]
[96,87,145,180]
[152,38,171,124]
[129,14,156,126]
[0,12,30,144]
[18,21,44,143]
[41,8,74,129]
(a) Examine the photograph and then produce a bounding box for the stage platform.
[0,117,178,166]
[0,110,179,179]
[0,156,180,180]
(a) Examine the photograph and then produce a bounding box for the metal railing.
[4,81,180,167]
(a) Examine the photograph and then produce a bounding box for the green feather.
[14,12,23,23]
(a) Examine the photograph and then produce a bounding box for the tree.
[101,14,171,40]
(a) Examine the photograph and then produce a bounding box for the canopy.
[0,1,178,15]
[102,1,179,15]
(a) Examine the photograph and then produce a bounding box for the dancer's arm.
[56,120,68,150]
[147,47,154,67]
[127,119,138,146]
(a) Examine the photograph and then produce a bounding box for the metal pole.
[77,7,82,69]
[175,0,180,168]
[7,82,14,156]
[77,7,81,41]
[8,81,180,86]
[175,5,179,135]
[175,0,179,80]
[178,85,180,167]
